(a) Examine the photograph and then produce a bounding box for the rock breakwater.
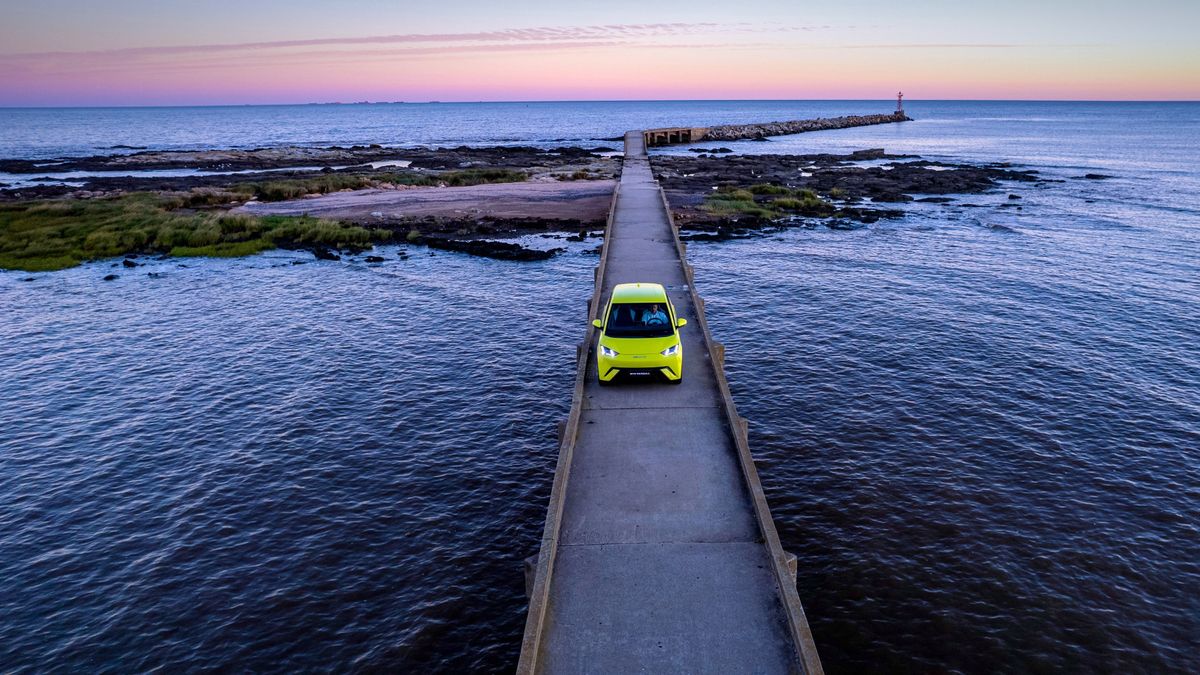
[643,112,911,146]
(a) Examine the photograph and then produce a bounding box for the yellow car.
[592,282,687,385]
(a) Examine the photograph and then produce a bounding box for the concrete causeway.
[518,133,823,673]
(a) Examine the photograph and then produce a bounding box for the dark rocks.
[0,144,611,181]
[849,148,888,160]
[102,274,119,281]
[652,149,1040,238]
[363,255,385,263]
[1083,173,1114,180]
[1008,194,1022,199]
[825,220,865,231]
[311,246,340,261]
[689,148,733,154]
[425,237,561,261]
[870,192,914,203]
[121,259,139,268]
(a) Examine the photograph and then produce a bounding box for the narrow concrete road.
[519,134,822,673]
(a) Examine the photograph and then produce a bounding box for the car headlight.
[660,344,679,356]
[600,345,619,357]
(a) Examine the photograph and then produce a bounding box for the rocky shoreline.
[0,143,619,175]
[1,142,1059,270]
[654,148,1047,239]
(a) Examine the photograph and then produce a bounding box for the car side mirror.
[676,318,688,328]
[592,319,603,329]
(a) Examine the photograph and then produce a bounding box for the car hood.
[599,334,679,355]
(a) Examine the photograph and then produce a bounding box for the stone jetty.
[643,112,912,147]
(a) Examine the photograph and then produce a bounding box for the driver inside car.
[641,304,668,326]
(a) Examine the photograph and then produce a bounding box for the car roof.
[611,282,668,303]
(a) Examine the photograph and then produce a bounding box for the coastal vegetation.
[0,193,390,271]
[703,184,834,219]
[237,168,528,202]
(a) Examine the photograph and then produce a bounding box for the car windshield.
[605,302,674,338]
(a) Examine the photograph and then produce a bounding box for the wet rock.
[311,246,340,261]
[364,255,385,263]
[916,197,954,203]
[849,148,887,160]
[1083,173,1113,180]
[825,219,864,231]
[122,259,139,268]
[20,276,35,282]
[147,272,164,278]
[102,274,119,281]
[1008,194,1022,200]
[425,237,561,261]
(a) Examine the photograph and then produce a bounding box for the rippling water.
[0,247,593,671]
[2,102,1199,672]
[0,100,908,160]
[686,107,1200,671]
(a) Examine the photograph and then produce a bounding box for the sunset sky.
[2,0,1197,105]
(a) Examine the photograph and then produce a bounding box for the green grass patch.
[238,168,527,202]
[439,168,527,186]
[168,239,276,258]
[748,183,791,195]
[237,174,383,202]
[702,187,778,219]
[772,191,835,216]
[0,193,390,271]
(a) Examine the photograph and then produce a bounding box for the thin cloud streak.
[26,41,635,77]
[0,23,728,60]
